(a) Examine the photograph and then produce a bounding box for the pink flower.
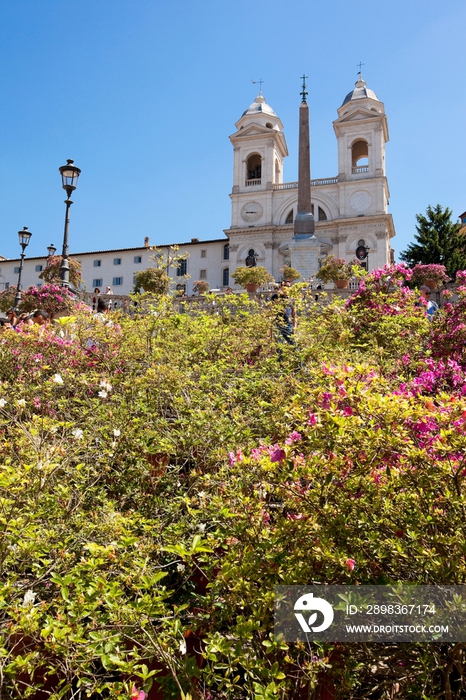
[308,412,318,426]
[131,687,146,700]
[228,449,244,467]
[342,406,353,416]
[345,558,356,571]
[285,431,302,445]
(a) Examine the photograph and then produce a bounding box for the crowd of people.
[0,296,112,334]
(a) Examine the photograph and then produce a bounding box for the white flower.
[99,380,112,392]
[17,399,26,407]
[198,523,206,533]
[98,390,108,399]
[52,374,64,385]
[72,428,84,440]
[176,563,185,572]
[179,639,187,655]
[22,589,36,607]
[113,429,121,437]
[0,398,7,408]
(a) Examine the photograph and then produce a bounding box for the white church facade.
[225,74,395,281]
[0,74,395,296]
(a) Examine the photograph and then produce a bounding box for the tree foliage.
[400,204,466,277]
[39,255,83,288]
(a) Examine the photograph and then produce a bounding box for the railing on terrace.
[273,176,339,190]
[245,179,261,187]
[78,282,456,316]
[81,292,133,312]
[352,166,369,174]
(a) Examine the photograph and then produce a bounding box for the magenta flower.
[269,445,286,463]
[345,558,356,571]
[342,406,353,416]
[308,412,318,425]
[131,687,146,700]
[285,431,302,445]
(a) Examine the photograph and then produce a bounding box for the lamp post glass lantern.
[47,244,56,257]
[58,159,81,288]
[13,227,32,310]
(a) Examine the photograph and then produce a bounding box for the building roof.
[0,238,228,263]
[242,92,277,117]
[341,74,380,106]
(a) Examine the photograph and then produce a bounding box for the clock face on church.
[241,201,263,223]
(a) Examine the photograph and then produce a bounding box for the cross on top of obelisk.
[300,74,308,104]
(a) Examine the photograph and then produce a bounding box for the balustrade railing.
[273,176,338,190]
[352,166,369,174]
[245,179,261,187]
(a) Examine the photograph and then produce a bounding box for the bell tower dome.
[230,91,288,198]
[333,73,389,182]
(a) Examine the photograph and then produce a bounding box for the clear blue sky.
[0,0,464,261]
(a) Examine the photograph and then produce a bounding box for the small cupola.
[341,73,380,107]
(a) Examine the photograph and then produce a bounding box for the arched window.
[351,139,369,172]
[222,268,229,287]
[285,209,294,224]
[318,206,327,221]
[246,154,261,182]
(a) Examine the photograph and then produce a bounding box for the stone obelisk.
[287,75,320,278]
[294,75,315,237]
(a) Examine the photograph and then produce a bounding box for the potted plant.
[280,266,301,283]
[316,255,354,289]
[231,265,274,293]
[192,279,210,295]
[410,264,450,290]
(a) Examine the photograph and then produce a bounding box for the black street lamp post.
[13,227,32,310]
[58,159,81,288]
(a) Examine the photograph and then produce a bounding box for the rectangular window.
[35,264,43,272]
[93,278,103,288]
[200,249,206,258]
[14,266,20,274]
[93,260,101,267]
[223,244,230,260]
[200,269,207,279]
[177,259,187,276]
[134,256,142,263]
[113,277,123,286]
[113,258,122,265]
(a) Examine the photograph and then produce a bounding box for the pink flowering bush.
[19,282,77,315]
[410,263,450,286]
[428,276,466,366]
[343,263,429,353]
